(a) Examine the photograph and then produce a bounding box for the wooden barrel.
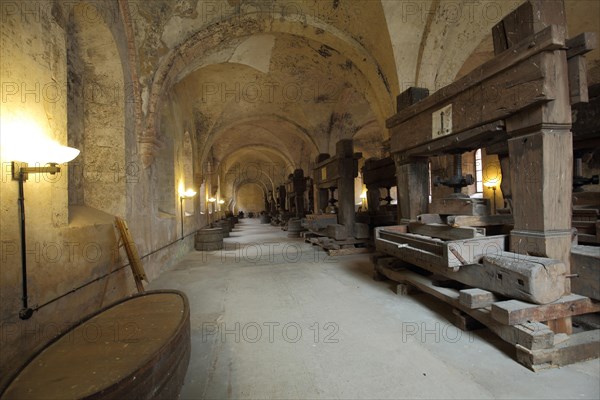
[0,290,191,400]
[213,221,230,238]
[226,218,235,230]
[287,218,303,238]
[195,228,224,251]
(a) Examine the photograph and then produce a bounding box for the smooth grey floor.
[148,218,600,399]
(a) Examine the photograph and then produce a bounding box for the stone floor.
[148,218,600,399]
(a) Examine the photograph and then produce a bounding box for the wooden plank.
[516,330,600,371]
[408,222,484,240]
[327,247,370,257]
[566,32,597,59]
[571,245,600,300]
[376,266,555,350]
[447,214,514,227]
[572,208,599,221]
[399,122,506,158]
[115,216,147,293]
[376,228,507,271]
[416,214,444,224]
[491,294,600,325]
[429,198,489,216]
[459,288,499,309]
[391,53,550,153]
[386,25,565,129]
[492,0,566,55]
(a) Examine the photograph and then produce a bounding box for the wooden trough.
[0,290,191,400]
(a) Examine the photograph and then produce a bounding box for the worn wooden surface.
[375,266,555,352]
[479,252,567,304]
[491,294,600,325]
[115,216,147,293]
[570,245,600,300]
[459,288,499,309]
[429,198,489,216]
[387,25,565,153]
[447,214,514,227]
[408,222,484,240]
[1,291,191,400]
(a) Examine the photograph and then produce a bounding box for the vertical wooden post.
[314,154,331,213]
[292,169,306,218]
[337,140,357,237]
[366,184,380,215]
[393,87,431,223]
[394,157,430,223]
[494,0,573,333]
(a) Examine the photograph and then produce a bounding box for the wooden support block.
[516,330,600,371]
[566,32,597,59]
[354,222,370,239]
[409,222,484,240]
[491,295,600,325]
[326,224,347,241]
[416,214,444,224]
[373,270,387,282]
[447,214,514,227]
[396,283,419,296]
[451,309,485,331]
[570,245,600,300]
[376,266,555,351]
[429,198,490,217]
[459,288,498,309]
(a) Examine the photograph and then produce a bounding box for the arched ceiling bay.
[169,31,385,181]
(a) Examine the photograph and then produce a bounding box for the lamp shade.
[180,189,197,198]
[0,118,79,164]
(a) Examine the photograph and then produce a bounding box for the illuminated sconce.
[360,186,367,206]
[179,188,197,240]
[207,196,216,215]
[1,118,80,320]
[484,177,501,214]
[218,199,225,205]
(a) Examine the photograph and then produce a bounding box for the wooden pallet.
[373,256,600,371]
[309,236,371,256]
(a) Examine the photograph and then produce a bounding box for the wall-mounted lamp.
[179,189,197,240]
[218,199,225,205]
[208,197,216,203]
[484,178,500,214]
[4,132,80,320]
[359,187,367,209]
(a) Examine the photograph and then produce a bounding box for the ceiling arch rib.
[143,12,398,164]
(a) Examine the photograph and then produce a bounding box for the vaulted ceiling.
[126,0,599,198]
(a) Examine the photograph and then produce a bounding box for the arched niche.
[66,1,126,217]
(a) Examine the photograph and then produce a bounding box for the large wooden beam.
[491,295,600,325]
[375,266,555,352]
[387,25,565,153]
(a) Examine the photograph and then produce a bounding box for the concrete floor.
[148,219,600,399]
